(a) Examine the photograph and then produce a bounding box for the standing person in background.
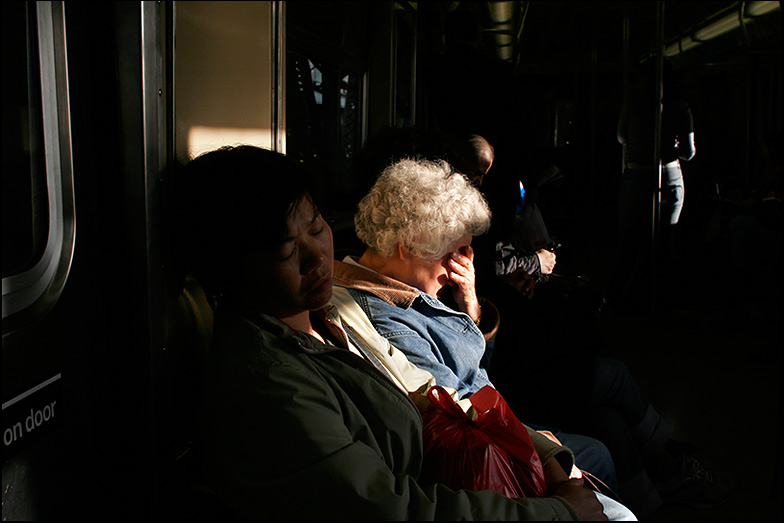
[613,58,695,312]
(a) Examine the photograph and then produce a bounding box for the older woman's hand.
[447,246,482,324]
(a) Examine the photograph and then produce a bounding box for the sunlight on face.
[233,196,334,318]
[406,234,472,297]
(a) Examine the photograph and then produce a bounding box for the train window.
[286,53,363,197]
[285,1,369,211]
[1,1,75,331]
[2,2,47,279]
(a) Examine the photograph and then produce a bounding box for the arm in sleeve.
[382,327,473,397]
[677,104,695,161]
[527,427,576,476]
[678,132,695,161]
[494,241,542,279]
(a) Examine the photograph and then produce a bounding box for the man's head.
[464,134,495,186]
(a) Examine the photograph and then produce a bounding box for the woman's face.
[404,234,473,297]
[232,196,334,319]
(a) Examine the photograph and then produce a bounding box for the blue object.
[516,181,526,214]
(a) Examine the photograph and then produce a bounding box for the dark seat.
[162,273,230,519]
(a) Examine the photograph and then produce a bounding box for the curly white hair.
[355,157,491,260]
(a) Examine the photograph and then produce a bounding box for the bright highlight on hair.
[355,158,491,260]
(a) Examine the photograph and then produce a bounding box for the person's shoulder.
[209,307,307,371]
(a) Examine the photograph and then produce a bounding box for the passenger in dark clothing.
[612,58,696,311]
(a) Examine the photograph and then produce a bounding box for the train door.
[2,1,170,519]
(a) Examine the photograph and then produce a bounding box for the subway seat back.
[164,272,232,519]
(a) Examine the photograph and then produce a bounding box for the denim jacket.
[334,258,493,399]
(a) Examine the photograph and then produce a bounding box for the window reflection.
[286,50,362,210]
[285,0,368,213]
[310,59,323,105]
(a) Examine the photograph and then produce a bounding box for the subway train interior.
[2,1,781,520]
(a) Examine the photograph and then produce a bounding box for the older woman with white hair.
[334,157,637,521]
[352,157,492,350]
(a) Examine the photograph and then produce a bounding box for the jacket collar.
[333,258,420,309]
[221,299,348,355]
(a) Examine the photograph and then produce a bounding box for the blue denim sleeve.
[374,318,468,394]
[348,289,485,398]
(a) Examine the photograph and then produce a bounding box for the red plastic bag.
[420,385,547,498]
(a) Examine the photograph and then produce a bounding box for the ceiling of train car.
[465,0,782,70]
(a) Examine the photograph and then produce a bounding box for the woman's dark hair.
[173,145,323,294]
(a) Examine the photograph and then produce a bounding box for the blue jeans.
[568,356,672,517]
[496,351,670,516]
[613,163,684,306]
[661,161,685,226]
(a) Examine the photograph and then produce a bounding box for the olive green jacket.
[200,300,580,520]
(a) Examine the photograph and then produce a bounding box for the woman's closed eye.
[278,241,297,261]
[279,226,323,261]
